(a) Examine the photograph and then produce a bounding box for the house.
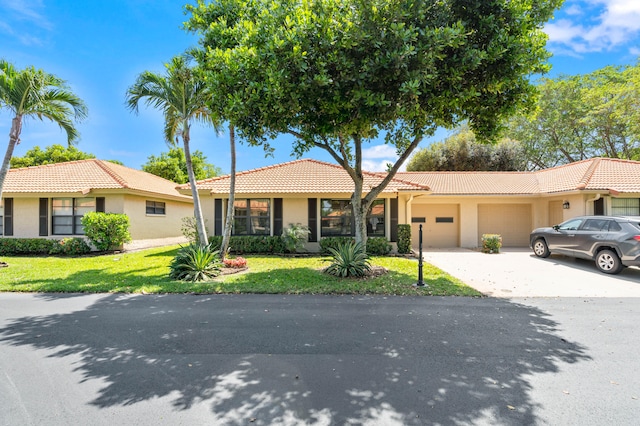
[180,157,640,250]
[0,159,194,248]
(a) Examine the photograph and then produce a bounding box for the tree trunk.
[0,115,22,202]
[220,125,236,259]
[182,126,208,248]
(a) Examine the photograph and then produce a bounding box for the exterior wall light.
[563,201,570,209]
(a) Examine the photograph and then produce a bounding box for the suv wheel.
[533,239,550,258]
[595,249,624,274]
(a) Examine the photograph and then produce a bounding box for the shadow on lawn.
[0,294,590,424]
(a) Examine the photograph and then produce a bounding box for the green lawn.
[0,245,481,296]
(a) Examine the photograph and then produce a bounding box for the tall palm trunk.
[0,115,22,201]
[182,126,208,247]
[220,125,236,258]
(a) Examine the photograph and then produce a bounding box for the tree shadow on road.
[0,294,591,424]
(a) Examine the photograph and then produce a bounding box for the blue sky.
[1,0,640,174]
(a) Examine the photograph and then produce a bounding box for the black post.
[416,224,425,287]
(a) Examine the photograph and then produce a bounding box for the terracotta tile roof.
[3,159,191,201]
[183,159,431,194]
[396,171,540,195]
[398,158,640,195]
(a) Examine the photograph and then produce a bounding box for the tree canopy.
[508,61,640,169]
[10,144,95,168]
[141,147,221,183]
[0,60,87,201]
[186,0,562,245]
[407,126,526,171]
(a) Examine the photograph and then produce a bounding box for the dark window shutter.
[273,198,283,236]
[39,198,48,236]
[4,198,13,236]
[594,197,604,216]
[214,199,223,236]
[96,197,105,213]
[308,198,317,242]
[390,198,399,242]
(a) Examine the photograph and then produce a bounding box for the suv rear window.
[608,221,622,232]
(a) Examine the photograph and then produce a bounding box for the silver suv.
[530,216,640,274]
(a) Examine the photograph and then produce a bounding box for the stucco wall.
[123,195,194,240]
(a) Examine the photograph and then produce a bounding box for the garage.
[477,204,532,247]
[411,204,459,248]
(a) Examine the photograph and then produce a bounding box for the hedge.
[0,237,91,256]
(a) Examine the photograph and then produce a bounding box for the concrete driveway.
[422,248,640,298]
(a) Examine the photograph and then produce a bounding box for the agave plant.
[325,241,371,278]
[169,244,222,282]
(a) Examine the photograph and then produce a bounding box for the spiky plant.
[324,241,371,278]
[169,244,222,282]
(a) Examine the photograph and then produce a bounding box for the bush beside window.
[209,235,286,254]
[81,212,132,251]
[0,237,90,256]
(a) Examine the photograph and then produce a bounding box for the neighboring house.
[0,159,193,248]
[180,157,640,250]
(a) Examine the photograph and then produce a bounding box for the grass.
[0,245,482,296]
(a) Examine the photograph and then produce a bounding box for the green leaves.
[81,212,132,252]
[324,241,371,278]
[169,244,222,282]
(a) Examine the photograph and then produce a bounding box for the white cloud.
[545,0,640,53]
[1,0,52,30]
[362,144,398,159]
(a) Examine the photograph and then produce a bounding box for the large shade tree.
[508,62,640,169]
[142,147,221,184]
[186,0,562,248]
[0,60,87,201]
[407,125,526,171]
[126,56,218,247]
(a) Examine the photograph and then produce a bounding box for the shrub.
[482,234,502,254]
[181,216,209,245]
[397,225,412,254]
[208,235,286,254]
[0,238,57,255]
[81,212,132,251]
[50,238,91,256]
[319,236,355,254]
[223,256,248,268]
[324,241,371,278]
[366,237,392,255]
[169,244,222,281]
[282,223,310,253]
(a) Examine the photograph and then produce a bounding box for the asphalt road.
[1,293,639,425]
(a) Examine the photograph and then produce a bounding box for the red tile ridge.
[575,158,600,190]
[93,159,131,189]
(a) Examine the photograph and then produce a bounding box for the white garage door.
[478,204,532,247]
[411,204,459,248]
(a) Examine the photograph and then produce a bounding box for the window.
[611,198,640,216]
[52,197,95,235]
[233,199,270,235]
[321,199,386,237]
[321,199,353,236]
[367,199,385,237]
[146,201,166,215]
[557,218,583,231]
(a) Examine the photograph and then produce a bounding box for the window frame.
[231,198,271,236]
[51,197,96,235]
[146,200,166,215]
[320,198,387,238]
[611,198,640,216]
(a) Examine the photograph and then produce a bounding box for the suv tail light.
[634,235,640,242]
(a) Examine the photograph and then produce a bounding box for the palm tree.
[0,60,87,201]
[220,124,236,258]
[126,56,216,247]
